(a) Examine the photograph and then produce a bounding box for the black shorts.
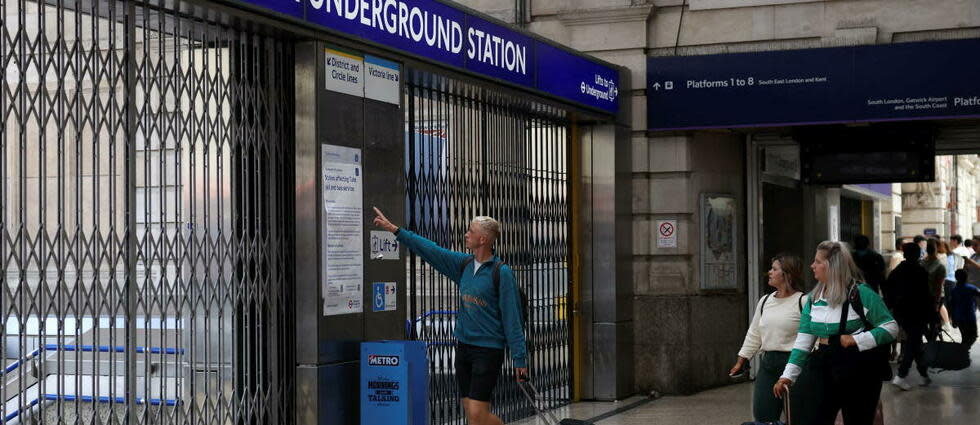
[455,342,505,402]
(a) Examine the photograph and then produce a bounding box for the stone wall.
[633,132,747,394]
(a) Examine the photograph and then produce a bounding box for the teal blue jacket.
[396,228,528,368]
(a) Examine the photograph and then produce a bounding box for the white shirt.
[738,292,805,359]
[472,259,484,275]
[953,246,970,270]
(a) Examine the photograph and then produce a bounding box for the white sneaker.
[892,376,912,391]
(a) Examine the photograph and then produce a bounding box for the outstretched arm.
[372,207,470,281]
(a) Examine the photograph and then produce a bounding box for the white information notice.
[656,220,678,248]
[325,47,364,97]
[364,55,401,105]
[322,144,364,316]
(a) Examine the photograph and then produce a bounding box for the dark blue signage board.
[233,0,619,114]
[647,38,980,130]
[537,42,621,112]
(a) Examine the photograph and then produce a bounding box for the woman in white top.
[731,254,813,424]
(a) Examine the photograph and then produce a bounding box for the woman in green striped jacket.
[774,241,898,425]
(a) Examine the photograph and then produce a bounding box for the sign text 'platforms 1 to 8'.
[647,38,980,130]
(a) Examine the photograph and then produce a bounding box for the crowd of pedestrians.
[734,233,980,425]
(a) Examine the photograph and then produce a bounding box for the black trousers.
[956,320,978,351]
[811,345,883,425]
[898,324,929,379]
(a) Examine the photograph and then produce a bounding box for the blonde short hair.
[471,216,500,242]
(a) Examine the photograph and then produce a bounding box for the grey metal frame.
[1,0,294,423]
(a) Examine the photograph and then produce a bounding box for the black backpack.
[460,257,529,331]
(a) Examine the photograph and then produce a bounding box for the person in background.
[921,239,947,330]
[853,235,886,294]
[935,237,948,270]
[731,254,814,425]
[942,240,958,316]
[967,238,976,256]
[775,241,897,424]
[951,235,970,258]
[950,269,980,351]
[884,243,937,390]
[887,237,905,277]
[914,235,927,260]
[969,237,980,286]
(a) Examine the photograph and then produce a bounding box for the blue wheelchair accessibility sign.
[373,282,396,312]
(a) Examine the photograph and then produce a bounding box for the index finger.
[372,206,386,219]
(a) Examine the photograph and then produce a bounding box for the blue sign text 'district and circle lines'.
[237,0,619,114]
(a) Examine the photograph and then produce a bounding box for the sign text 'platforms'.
[647,38,980,130]
[236,0,619,114]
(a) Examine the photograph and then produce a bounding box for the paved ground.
[514,322,980,424]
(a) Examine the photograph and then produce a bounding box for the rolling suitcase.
[517,379,594,425]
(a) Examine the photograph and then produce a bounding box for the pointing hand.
[372,207,398,233]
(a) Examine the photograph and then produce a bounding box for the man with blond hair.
[372,207,527,425]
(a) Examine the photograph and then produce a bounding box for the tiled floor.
[514,323,980,424]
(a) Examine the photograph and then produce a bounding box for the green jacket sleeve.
[395,229,471,282]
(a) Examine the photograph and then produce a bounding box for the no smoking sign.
[657,220,678,248]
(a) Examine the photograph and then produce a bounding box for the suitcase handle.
[783,386,792,425]
[517,380,563,425]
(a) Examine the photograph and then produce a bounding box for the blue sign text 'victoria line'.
[239,0,618,114]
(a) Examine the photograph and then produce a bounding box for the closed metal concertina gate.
[1,0,293,423]
[404,69,572,425]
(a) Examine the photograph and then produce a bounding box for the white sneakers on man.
[891,375,912,391]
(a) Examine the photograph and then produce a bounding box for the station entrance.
[403,69,572,423]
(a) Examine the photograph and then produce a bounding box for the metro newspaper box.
[361,341,428,425]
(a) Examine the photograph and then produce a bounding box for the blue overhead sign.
[234,0,619,114]
[647,38,980,130]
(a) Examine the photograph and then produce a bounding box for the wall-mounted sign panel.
[365,55,402,105]
[537,42,620,112]
[798,125,936,184]
[234,0,619,114]
[648,38,980,130]
[325,47,364,97]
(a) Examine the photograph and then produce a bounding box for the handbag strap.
[838,290,852,336]
[760,293,773,317]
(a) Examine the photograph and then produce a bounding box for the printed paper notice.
[322,144,364,316]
